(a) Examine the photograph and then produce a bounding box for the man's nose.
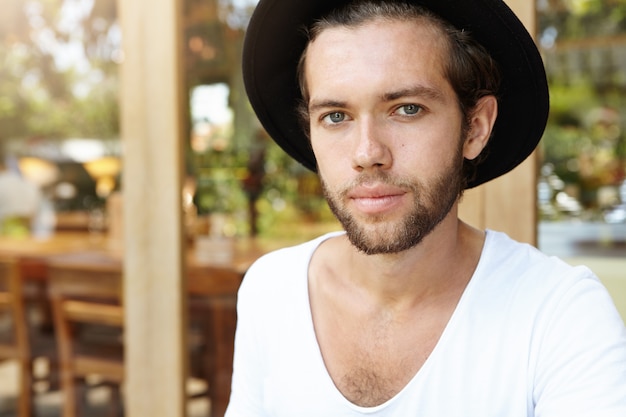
[351,119,392,171]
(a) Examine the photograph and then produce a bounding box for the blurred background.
[0,0,338,244]
[0,0,624,252]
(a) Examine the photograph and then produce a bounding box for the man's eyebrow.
[308,99,347,114]
[307,85,444,113]
[382,85,445,102]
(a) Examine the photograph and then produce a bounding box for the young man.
[226,0,626,415]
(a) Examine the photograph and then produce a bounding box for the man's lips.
[347,185,407,214]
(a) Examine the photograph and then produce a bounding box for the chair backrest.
[0,257,40,417]
[0,257,30,360]
[187,264,243,417]
[47,252,122,302]
[46,252,124,367]
[47,252,125,417]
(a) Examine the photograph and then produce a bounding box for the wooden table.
[0,232,288,417]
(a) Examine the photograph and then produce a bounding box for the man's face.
[305,18,468,254]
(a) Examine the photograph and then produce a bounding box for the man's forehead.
[304,19,451,95]
[306,16,450,66]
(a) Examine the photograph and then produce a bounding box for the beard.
[321,146,465,255]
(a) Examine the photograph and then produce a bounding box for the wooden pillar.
[459,0,539,246]
[117,0,187,416]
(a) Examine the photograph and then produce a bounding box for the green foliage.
[542,80,625,189]
[540,0,626,38]
[539,0,626,205]
[0,0,120,142]
[0,48,32,139]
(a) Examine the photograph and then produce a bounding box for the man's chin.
[344,225,426,256]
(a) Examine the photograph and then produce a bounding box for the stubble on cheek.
[319,155,463,255]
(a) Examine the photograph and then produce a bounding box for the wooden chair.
[47,251,244,417]
[0,257,58,417]
[187,265,242,417]
[47,254,125,417]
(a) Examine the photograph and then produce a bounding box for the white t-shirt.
[226,230,626,417]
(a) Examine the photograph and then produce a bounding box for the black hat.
[242,0,549,188]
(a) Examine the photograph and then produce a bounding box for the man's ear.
[463,95,498,160]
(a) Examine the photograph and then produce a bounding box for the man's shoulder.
[479,229,599,295]
[253,231,343,266]
[483,229,567,269]
[240,231,344,290]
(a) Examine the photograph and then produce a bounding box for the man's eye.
[323,112,346,123]
[396,104,421,116]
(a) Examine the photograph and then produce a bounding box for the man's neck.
[317,216,485,309]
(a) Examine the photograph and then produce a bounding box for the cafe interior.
[0,0,625,416]
[0,0,344,416]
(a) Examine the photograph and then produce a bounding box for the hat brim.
[243,0,549,188]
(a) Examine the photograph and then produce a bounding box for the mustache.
[336,172,417,196]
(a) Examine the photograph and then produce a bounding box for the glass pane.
[537,0,626,259]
